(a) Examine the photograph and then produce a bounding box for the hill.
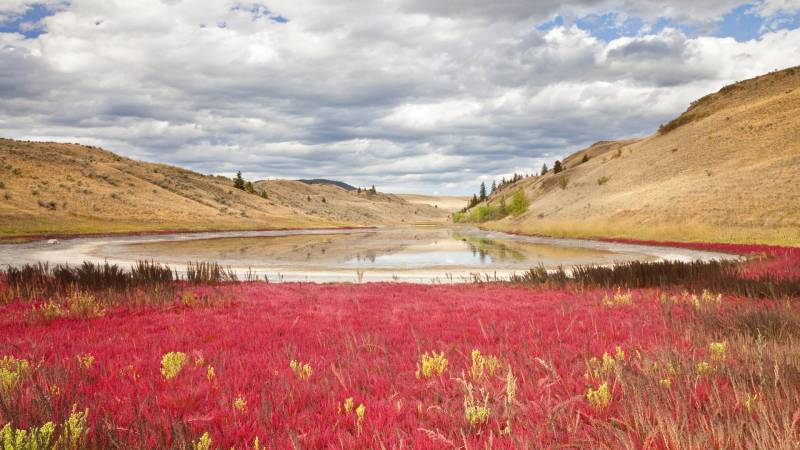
[469,66,800,245]
[0,139,448,238]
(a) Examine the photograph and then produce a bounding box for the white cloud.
[0,0,799,194]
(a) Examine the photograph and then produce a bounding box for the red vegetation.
[4,280,797,448]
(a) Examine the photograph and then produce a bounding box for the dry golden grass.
[397,194,471,213]
[482,66,800,246]
[0,140,447,237]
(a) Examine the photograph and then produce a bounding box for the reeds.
[509,259,800,299]
[1,260,242,305]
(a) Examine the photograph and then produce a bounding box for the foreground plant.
[0,355,30,394]
[289,359,312,380]
[586,382,611,410]
[160,352,188,380]
[416,351,448,379]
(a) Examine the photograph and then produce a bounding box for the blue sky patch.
[536,2,800,43]
[0,3,59,39]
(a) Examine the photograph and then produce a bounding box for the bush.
[553,160,563,174]
[508,190,528,217]
[597,176,609,185]
[558,176,569,190]
[465,204,508,223]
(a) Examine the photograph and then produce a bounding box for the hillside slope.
[0,139,447,237]
[478,66,800,245]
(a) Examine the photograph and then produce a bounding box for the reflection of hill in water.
[111,227,619,268]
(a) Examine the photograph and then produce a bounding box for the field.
[1,244,799,449]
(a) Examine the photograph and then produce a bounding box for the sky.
[1,1,799,195]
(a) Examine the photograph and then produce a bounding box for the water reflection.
[106,227,622,270]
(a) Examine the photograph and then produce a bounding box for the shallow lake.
[0,226,736,282]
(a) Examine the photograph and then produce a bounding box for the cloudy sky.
[1,1,799,194]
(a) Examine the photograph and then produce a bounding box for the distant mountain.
[471,66,800,245]
[298,179,357,191]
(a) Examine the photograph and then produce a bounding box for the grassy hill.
[470,66,800,245]
[0,139,448,238]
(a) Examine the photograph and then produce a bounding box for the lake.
[0,226,735,282]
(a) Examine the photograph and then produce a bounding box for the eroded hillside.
[475,66,800,245]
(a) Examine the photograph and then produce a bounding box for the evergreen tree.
[479,182,487,200]
[233,171,245,190]
[470,194,479,208]
[370,185,377,194]
[553,160,563,174]
[490,180,497,194]
[541,164,548,176]
[245,181,255,194]
[581,153,590,164]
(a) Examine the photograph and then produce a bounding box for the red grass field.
[1,243,799,449]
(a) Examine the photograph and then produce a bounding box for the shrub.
[553,160,563,174]
[161,352,188,380]
[597,176,610,185]
[290,359,313,380]
[558,175,569,190]
[508,190,528,216]
[416,351,448,379]
[581,154,590,164]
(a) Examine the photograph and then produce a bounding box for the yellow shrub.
[206,365,216,382]
[463,381,490,428]
[470,349,501,381]
[709,341,727,363]
[0,405,87,450]
[77,354,94,371]
[415,351,448,379]
[192,432,212,450]
[586,382,611,410]
[602,289,633,307]
[0,355,30,394]
[233,395,247,412]
[289,359,312,380]
[160,352,188,380]
[355,403,366,431]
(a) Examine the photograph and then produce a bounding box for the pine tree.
[370,185,377,194]
[581,153,590,164]
[234,171,245,190]
[553,160,563,174]
[470,194,479,208]
[541,164,548,176]
[245,181,255,194]
[479,182,487,200]
[490,180,497,194]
